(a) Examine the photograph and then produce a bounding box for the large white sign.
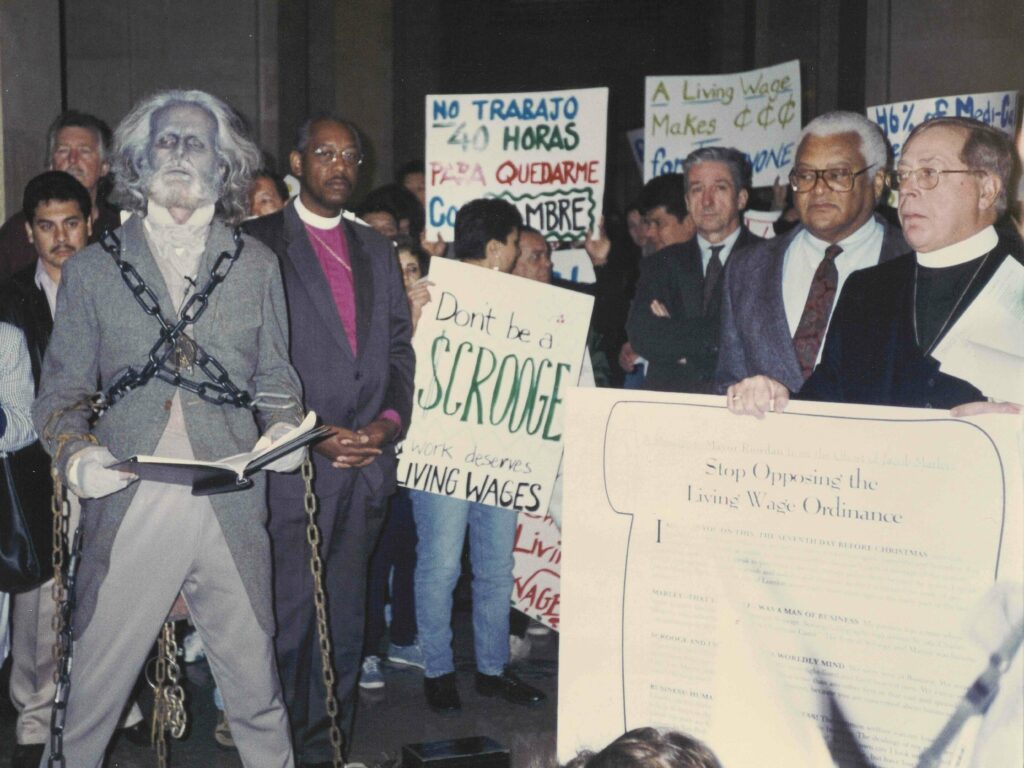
[644,61,802,186]
[559,390,1023,767]
[868,90,1019,162]
[425,88,608,243]
[396,259,593,514]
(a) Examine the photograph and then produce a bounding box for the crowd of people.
[0,84,1021,768]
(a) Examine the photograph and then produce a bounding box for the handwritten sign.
[425,88,609,243]
[512,510,561,630]
[396,258,593,515]
[868,90,1019,162]
[644,60,802,187]
[743,209,782,239]
[551,248,596,284]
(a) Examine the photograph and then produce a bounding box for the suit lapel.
[195,220,238,327]
[763,227,804,379]
[119,215,175,323]
[344,219,375,357]
[283,203,354,359]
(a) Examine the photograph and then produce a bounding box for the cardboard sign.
[551,248,597,284]
[512,510,561,630]
[396,258,593,515]
[868,90,1019,162]
[644,60,802,186]
[743,208,783,239]
[558,390,1023,766]
[425,88,609,243]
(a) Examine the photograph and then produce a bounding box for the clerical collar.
[144,202,215,230]
[295,196,342,230]
[917,226,998,268]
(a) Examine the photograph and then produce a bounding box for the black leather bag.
[0,440,55,592]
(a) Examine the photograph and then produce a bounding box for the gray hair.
[800,111,890,172]
[683,146,752,193]
[293,115,363,155]
[44,110,113,166]
[907,116,1016,215]
[109,90,261,225]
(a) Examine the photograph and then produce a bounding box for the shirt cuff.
[378,409,402,432]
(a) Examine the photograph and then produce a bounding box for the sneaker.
[359,655,385,689]
[387,640,425,669]
[214,711,236,750]
[509,633,532,662]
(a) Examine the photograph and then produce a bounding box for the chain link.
[48,470,81,768]
[98,228,254,411]
[152,621,187,768]
[302,457,344,766]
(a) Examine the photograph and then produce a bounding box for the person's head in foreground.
[564,728,721,768]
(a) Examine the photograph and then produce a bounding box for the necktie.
[702,245,725,315]
[792,244,842,378]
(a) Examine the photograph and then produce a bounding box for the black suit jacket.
[244,202,415,502]
[0,263,52,390]
[627,226,762,393]
[799,231,1021,408]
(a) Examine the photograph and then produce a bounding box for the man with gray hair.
[627,146,761,392]
[33,89,304,767]
[716,110,908,412]
[0,110,120,281]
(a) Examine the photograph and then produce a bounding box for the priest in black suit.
[627,147,761,393]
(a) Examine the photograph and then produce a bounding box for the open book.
[112,411,331,495]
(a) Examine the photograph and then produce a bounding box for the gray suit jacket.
[243,202,414,504]
[713,214,908,393]
[33,214,303,633]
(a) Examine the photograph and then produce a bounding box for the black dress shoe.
[11,743,45,768]
[474,667,547,706]
[424,672,461,712]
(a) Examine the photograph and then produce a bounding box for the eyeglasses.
[311,146,363,167]
[789,165,874,193]
[885,167,983,191]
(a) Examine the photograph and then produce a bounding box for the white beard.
[145,163,221,212]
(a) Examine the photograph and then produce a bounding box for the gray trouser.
[10,495,142,744]
[41,479,294,768]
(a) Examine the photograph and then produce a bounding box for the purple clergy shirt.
[305,222,357,355]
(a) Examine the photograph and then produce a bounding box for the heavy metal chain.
[302,457,344,766]
[151,621,187,768]
[48,470,82,768]
[98,228,254,411]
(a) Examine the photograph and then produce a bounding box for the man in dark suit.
[627,148,761,393]
[718,111,908,415]
[244,116,415,768]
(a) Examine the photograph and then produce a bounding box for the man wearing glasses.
[244,116,415,768]
[715,111,907,407]
[732,116,1020,416]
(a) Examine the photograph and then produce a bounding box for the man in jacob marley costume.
[33,89,305,768]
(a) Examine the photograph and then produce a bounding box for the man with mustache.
[244,116,414,767]
[33,90,304,767]
[0,171,147,767]
[0,111,120,281]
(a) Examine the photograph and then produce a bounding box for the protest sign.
[644,60,801,187]
[868,90,1019,162]
[396,258,593,516]
[425,88,608,243]
[743,208,783,239]
[558,390,1023,767]
[512,509,561,630]
[551,248,596,284]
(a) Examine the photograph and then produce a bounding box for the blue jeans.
[410,490,517,678]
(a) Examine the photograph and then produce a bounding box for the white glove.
[254,421,305,474]
[66,446,138,499]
